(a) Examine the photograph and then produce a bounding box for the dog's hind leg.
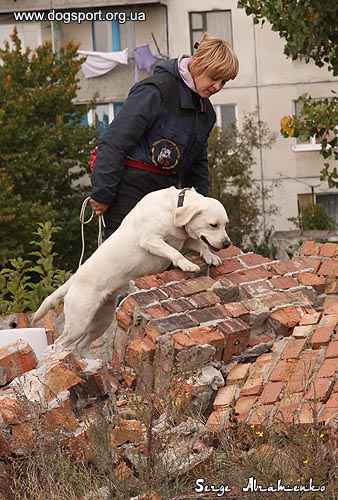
[72,295,118,355]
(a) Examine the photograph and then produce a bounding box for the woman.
[90,32,239,238]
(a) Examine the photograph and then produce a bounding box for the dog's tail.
[32,278,72,324]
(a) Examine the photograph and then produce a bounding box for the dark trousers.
[102,166,180,238]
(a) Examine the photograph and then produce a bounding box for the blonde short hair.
[190,32,239,82]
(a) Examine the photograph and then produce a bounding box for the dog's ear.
[174,204,202,227]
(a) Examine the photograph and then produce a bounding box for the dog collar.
[177,188,191,207]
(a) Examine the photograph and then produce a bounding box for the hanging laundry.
[78,48,129,78]
[133,43,158,82]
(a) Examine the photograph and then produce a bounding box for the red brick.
[259,292,297,310]
[299,312,321,325]
[325,277,338,294]
[221,302,250,321]
[325,341,338,359]
[205,409,231,432]
[284,371,308,394]
[268,306,302,336]
[145,304,170,319]
[0,393,25,424]
[44,362,83,402]
[209,257,245,278]
[110,418,145,447]
[240,362,268,397]
[239,280,274,299]
[270,276,300,290]
[217,319,251,364]
[145,314,198,342]
[319,242,338,258]
[189,291,220,309]
[325,392,338,408]
[281,338,307,360]
[258,381,284,405]
[213,385,238,411]
[299,241,323,256]
[188,304,229,324]
[318,260,338,277]
[171,276,215,297]
[295,350,319,377]
[160,298,193,314]
[43,397,79,434]
[318,406,338,424]
[268,258,315,276]
[239,253,272,266]
[269,359,296,382]
[188,326,225,361]
[247,333,274,347]
[247,404,275,425]
[292,324,315,339]
[322,299,338,315]
[319,314,338,328]
[226,267,273,285]
[227,363,251,386]
[317,358,338,378]
[275,393,302,423]
[296,401,323,424]
[134,269,188,290]
[310,326,334,349]
[296,272,326,294]
[304,376,333,402]
[216,245,243,258]
[127,337,156,369]
[0,340,37,384]
[112,326,130,362]
[234,396,257,420]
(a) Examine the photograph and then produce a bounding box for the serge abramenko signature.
[194,477,326,496]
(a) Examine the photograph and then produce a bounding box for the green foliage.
[0,222,72,315]
[288,202,336,231]
[238,0,338,188]
[208,113,277,253]
[237,0,338,75]
[0,28,98,269]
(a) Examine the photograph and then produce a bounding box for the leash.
[79,196,106,267]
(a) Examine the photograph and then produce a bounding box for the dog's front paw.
[174,258,200,273]
[201,251,222,266]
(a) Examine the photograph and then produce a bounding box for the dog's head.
[174,193,231,251]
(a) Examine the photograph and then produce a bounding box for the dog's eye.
[209,223,218,228]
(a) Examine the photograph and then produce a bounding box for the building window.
[214,104,237,130]
[316,193,338,224]
[0,23,42,50]
[189,10,233,51]
[82,102,123,137]
[92,20,135,52]
[292,98,325,152]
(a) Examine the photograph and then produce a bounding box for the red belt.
[124,157,173,176]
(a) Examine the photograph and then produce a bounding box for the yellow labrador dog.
[33,187,231,355]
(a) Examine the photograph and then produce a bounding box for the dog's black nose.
[223,239,232,249]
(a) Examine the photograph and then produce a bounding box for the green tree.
[0,28,98,269]
[237,0,338,187]
[208,113,277,252]
[288,202,336,231]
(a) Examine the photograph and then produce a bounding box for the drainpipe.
[50,0,56,53]
[253,22,267,233]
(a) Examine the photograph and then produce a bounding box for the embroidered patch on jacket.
[151,139,180,169]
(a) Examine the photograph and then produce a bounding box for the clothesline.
[78,43,167,81]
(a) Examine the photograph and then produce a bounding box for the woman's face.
[192,71,226,99]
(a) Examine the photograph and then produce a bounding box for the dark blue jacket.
[90,58,216,203]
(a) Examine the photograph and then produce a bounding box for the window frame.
[213,103,237,131]
[189,10,234,53]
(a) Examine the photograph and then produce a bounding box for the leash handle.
[79,197,106,268]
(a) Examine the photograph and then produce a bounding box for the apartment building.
[1,0,338,234]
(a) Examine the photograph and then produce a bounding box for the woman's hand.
[89,198,110,216]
